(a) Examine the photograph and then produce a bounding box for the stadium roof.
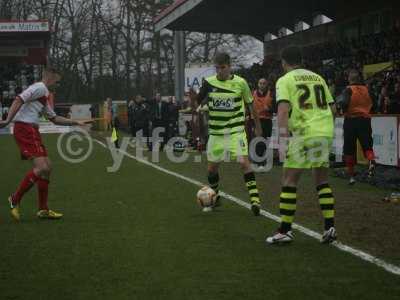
[154,0,395,40]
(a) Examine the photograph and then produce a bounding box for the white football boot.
[266,230,294,244]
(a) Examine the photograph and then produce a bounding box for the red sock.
[364,150,375,161]
[344,155,356,177]
[13,170,40,205]
[37,178,49,211]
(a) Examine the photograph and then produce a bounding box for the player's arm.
[277,101,290,162]
[49,115,91,126]
[330,103,337,117]
[277,102,290,138]
[243,81,262,137]
[248,104,262,137]
[0,84,50,128]
[43,102,92,126]
[0,96,24,128]
[275,78,291,138]
[189,80,212,107]
[323,80,337,117]
[275,78,292,161]
[340,88,352,113]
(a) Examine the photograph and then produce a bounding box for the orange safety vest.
[345,85,372,118]
[252,90,273,119]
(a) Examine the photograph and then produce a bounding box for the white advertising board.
[70,104,92,120]
[185,65,215,92]
[371,117,398,166]
[331,116,398,166]
[332,117,344,161]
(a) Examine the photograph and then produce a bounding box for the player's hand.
[278,133,289,162]
[0,120,9,128]
[279,148,287,162]
[278,141,287,162]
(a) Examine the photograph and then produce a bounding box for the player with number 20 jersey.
[266,46,337,245]
[276,68,334,169]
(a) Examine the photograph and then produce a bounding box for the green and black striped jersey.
[198,75,253,136]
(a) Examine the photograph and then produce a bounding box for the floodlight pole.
[174,31,185,103]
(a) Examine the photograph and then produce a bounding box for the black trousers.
[151,119,167,150]
[166,121,178,140]
[343,117,373,156]
[132,124,150,147]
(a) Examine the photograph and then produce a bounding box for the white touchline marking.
[94,139,400,276]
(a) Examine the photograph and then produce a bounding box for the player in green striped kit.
[191,52,263,216]
[266,46,337,244]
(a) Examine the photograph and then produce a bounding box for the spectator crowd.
[184,24,400,153]
[238,24,400,114]
[126,93,181,151]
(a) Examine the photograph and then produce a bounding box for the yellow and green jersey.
[198,75,253,136]
[276,69,334,138]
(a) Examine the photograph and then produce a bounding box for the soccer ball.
[196,186,217,208]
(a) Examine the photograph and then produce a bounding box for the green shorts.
[207,132,248,163]
[284,136,332,169]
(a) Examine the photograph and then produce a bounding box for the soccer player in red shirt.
[0,67,91,221]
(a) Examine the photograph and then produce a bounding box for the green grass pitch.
[1,134,400,299]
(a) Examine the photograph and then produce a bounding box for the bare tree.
[0,0,261,102]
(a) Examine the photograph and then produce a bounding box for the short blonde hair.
[43,67,61,79]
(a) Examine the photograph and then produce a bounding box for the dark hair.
[214,52,231,65]
[15,87,23,94]
[281,46,303,66]
[348,69,362,83]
